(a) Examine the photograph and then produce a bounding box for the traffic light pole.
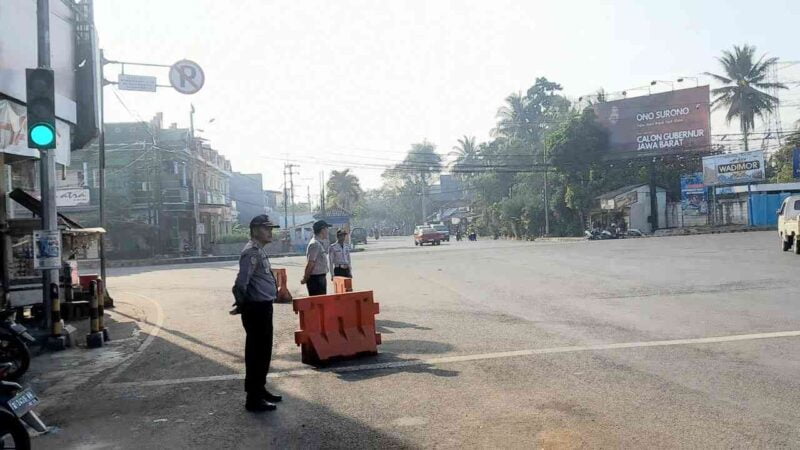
[37,0,62,343]
[98,50,108,287]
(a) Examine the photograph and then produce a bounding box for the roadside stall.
[1,189,105,319]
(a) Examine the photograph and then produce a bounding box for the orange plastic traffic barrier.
[272,268,292,303]
[332,276,353,294]
[293,290,381,365]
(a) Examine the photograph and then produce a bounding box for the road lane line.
[103,291,165,385]
[104,329,800,389]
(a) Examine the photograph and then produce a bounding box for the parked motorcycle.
[468,232,477,241]
[0,362,48,449]
[0,309,35,381]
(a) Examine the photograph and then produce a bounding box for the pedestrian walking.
[232,214,283,412]
[329,229,353,279]
[301,220,331,296]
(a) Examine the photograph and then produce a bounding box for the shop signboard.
[33,230,61,270]
[702,150,765,186]
[680,173,707,215]
[56,188,90,207]
[592,86,710,158]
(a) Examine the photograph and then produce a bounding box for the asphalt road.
[34,232,800,449]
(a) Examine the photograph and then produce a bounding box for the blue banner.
[793,148,800,179]
[681,173,707,215]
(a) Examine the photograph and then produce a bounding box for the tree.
[326,169,363,212]
[705,44,787,151]
[449,135,479,178]
[546,108,609,228]
[768,130,800,183]
[383,141,443,223]
[385,141,443,188]
[492,92,527,139]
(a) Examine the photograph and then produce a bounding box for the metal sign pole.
[37,0,59,332]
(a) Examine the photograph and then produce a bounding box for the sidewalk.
[26,292,158,412]
[653,224,771,237]
[107,252,301,268]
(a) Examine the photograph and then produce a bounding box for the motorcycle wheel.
[0,408,30,450]
[0,334,30,381]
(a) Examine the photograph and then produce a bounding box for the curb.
[535,237,586,243]
[108,252,303,268]
[653,226,772,238]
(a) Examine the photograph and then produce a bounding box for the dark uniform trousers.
[306,274,327,296]
[333,267,352,278]
[241,301,273,395]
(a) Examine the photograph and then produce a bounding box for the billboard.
[702,150,765,186]
[793,148,800,179]
[680,173,707,215]
[592,86,710,158]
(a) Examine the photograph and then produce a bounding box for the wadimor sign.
[702,150,765,186]
[592,86,711,158]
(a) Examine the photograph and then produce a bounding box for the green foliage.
[768,131,800,183]
[217,224,250,244]
[705,44,787,150]
[326,169,363,212]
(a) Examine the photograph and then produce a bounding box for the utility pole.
[421,187,427,224]
[320,170,326,217]
[283,163,299,227]
[543,148,550,236]
[288,165,296,227]
[649,158,659,233]
[98,49,109,283]
[282,164,289,229]
[36,0,59,331]
[189,105,202,256]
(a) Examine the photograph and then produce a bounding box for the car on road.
[431,224,450,242]
[778,195,800,254]
[351,227,368,245]
[414,227,443,246]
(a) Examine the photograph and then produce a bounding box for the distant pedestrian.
[329,229,353,279]
[301,220,331,296]
[232,214,283,413]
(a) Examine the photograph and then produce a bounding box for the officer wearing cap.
[329,229,353,279]
[301,220,331,296]
[233,214,283,412]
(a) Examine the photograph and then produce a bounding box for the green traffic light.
[29,123,55,147]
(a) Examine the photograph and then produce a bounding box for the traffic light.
[25,68,56,149]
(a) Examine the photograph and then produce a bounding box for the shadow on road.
[111,309,246,364]
[331,352,460,382]
[37,327,410,449]
[377,319,433,334]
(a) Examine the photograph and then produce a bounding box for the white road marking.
[103,292,165,385]
[104,329,800,389]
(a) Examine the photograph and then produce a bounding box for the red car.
[414,227,443,246]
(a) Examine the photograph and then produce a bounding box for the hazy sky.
[95,0,800,195]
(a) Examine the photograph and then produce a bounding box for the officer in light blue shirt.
[233,214,283,412]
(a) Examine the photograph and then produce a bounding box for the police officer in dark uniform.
[233,214,283,412]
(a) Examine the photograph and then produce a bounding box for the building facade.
[230,173,265,226]
[60,114,233,259]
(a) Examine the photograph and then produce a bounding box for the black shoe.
[262,391,282,403]
[245,398,277,412]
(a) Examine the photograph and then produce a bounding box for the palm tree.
[326,169,363,212]
[705,44,787,151]
[492,92,527,139]
[448,135,478,176]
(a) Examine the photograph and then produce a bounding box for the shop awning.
[9,188,84,229]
